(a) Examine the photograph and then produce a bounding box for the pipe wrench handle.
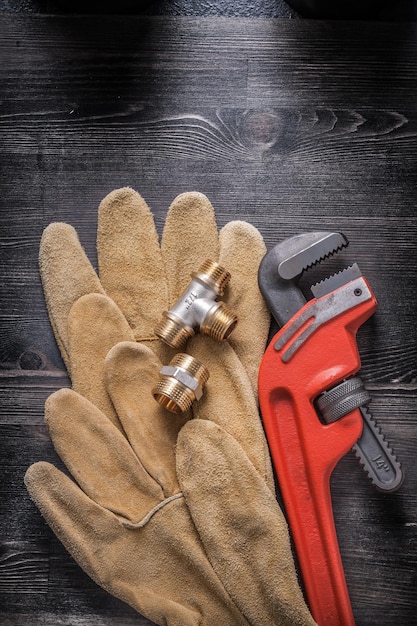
[258,278,378,626]
[260,385,361,625]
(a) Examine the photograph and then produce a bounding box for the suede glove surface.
[25,189,317,626]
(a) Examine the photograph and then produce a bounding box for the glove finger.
[24,461,128,592]
[105,341,187,497]
[189,335,275,492]
[161,192,220,303]
[176,420,316,626]
[68,293,134,429]
[219,220,270,394]
[39,223,105,372]
[45,388,164,522]
[97,187,168,341]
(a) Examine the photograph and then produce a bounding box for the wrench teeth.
[277,231,348,280]
[311,263,362,298]
[304,241,349,273]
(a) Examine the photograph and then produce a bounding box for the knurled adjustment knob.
[316,376,371,424]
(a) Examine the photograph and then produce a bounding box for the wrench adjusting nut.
[152,353,210,414]
[155,259,238,348]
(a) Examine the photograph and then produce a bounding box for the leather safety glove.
[24,188,317,626]
[36,188,274,483]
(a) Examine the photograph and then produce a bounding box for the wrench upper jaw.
[277,231,349,281]
[258,231,349,328]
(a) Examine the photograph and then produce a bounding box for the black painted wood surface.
[0,14,416,626]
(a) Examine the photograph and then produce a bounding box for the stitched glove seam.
[121,493,184,528]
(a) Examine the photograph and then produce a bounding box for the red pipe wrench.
[258,232,403,626]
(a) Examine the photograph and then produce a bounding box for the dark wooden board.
[1,14,416,626]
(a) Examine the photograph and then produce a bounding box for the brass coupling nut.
[152,353,210,414]
[155,259,238,348]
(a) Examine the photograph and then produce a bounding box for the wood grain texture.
[0,14,416,626]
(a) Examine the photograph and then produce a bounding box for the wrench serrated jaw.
[311,263,363,299]
[277,231,348,281]
[259,231,350,327]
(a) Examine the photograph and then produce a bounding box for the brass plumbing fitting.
[152,353,210,414]
[155,259,238,348]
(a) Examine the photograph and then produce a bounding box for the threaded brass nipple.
[152,353,210,414]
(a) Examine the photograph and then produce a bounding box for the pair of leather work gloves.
[24,188,317,626]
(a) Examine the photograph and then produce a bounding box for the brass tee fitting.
[155,259,238,348]
[152,353,209,414]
